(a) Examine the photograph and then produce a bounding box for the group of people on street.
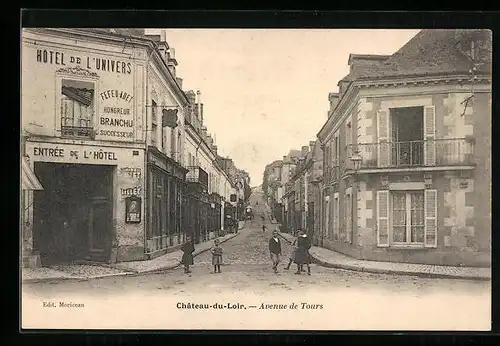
[179,223,312,276]
[268,229,312,275]
[181,236,224,275]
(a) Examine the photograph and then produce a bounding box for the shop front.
[24,141,145,265]
[146,147,188,258]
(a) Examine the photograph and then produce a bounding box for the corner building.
[318,30,491,267]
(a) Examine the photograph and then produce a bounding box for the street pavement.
[23,191,490,301]
[21,191,491,330]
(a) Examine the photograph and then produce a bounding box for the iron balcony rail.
[323,165,340,184]
[186,166,209,186]
[347,138,474,169]
[61,125,94,138]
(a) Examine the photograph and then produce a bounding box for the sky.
[147,29,420,186]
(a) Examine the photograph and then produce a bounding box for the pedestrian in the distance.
[262,224,267,233]
[211,239,223,274]
[294,230,311,275]
[181,236,195,274]
[284,230,299,271]
[268,230,282,274]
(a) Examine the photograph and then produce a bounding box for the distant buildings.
[21,28,251,268]
[264,29,491,267]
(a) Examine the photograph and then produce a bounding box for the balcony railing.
[61,125,94,138]
[323,165,340,184]
[348,138,474,170]
[186,166,209,187]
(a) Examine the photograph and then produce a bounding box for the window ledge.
[388,244,427,250]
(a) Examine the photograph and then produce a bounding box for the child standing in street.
[211,239,223,274]
[181,236,195,274]
[284,230,299,271]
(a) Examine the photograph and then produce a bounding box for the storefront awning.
[21,157,43,190]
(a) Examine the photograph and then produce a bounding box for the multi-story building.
[282,143,322,236]
[21,28,171,266]
[317,29,491,267]
[21,28,244,268]
[143,31,190,260]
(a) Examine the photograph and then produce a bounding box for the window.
[344,192,352,243]
[151,100,158,147]
[161,105,166,151]
[333,194,339,240]
[171,127,176,160]
[346,121,352,149]
[391,191,425,244]
[61,79,95,138]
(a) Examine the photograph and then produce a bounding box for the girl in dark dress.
[294,230,311,275]
[181,236,195,274]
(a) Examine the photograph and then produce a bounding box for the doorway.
[390,107,424,166]
[33,163,114,265]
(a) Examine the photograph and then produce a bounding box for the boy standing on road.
[269,230,282,274]
[210,239,223,274]
[284,230,299,271]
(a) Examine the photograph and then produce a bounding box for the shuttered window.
[377,189,437,248]
[423,106,436,166]
[391,191,425,244]
[424,189,438,248]
[333,193,340,240]
[345,192,353,244]
[376,190,389,246]
[377,109,390,167]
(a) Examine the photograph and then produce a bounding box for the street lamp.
[350,150,363,172]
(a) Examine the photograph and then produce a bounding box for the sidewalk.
[22,225,244,284]
[279,232,491,281]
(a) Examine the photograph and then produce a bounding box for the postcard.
[21,27,491,331]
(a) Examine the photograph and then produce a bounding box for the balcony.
[186,166,209,187]
[323,165,340,184]
[61,125,94,138]
[349,138,474,171]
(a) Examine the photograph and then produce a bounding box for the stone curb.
[22,231,243,284]
[278,233,491,282]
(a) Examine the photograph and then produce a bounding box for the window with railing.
[60,80,95,138]
[350,138,474,169]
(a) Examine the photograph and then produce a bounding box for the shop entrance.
[32,163,114,265]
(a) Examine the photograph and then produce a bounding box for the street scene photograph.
[20,27,491,330]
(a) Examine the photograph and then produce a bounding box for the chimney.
[201,125,207,138]
[167,47,178,77]
[176,77,183,89]
[196,90,202,121]
[309,141,316,153]
[328,93,340,118]
[301,145,309,157]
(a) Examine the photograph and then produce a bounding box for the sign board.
[125,196,142,223]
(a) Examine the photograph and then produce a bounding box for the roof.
[351,30,492,82]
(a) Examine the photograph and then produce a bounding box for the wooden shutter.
[377,109,390,167]
[424,189,438,248]
[377,190,389,247]
[424,106,436,166]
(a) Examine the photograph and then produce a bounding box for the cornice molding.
[317,73,492,143]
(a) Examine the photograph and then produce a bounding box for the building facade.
[21,28,245,268]
[317,29,491,267]
[21,28,152,265]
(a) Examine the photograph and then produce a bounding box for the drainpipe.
[143,41,156,255]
